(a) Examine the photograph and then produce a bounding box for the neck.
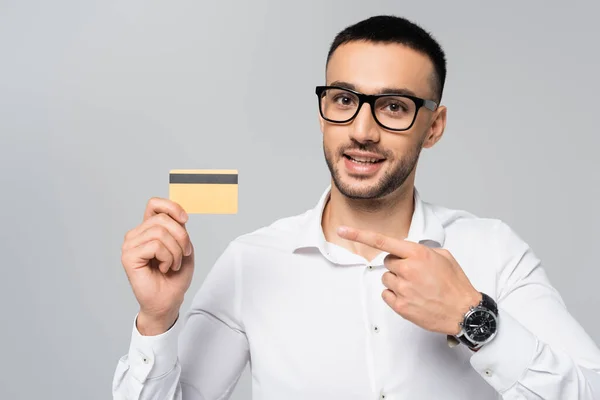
[322,182,415,261]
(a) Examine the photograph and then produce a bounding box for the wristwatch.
[452,292,499,350]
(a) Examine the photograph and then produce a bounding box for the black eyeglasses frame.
[315,85,438,132]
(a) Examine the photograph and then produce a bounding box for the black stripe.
[169,173,238,184]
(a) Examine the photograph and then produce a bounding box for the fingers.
[336,226,419,258]
[133,226,185,271]
[125,213,192,257]
[382,289,397,306]
[122,209,193,273]
[144,197,188,225]
[383,253,413,279]
[128,240,174,274]
[382,270,397,291]
[382,270,409,295]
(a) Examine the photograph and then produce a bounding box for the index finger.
[336,226,419,258]
[144,197,188,224]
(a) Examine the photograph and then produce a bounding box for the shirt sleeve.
[469,221,600,399]
[112,242,250,400]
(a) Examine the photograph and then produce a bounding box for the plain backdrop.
[1,1,599,399]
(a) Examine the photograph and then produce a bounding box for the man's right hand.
[121,197,195,335]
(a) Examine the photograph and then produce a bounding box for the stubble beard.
[323,139,423,200]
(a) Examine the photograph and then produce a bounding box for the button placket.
[367,264,381,335]
[368,263,385,336]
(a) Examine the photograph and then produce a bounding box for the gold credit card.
[169,169,238,214]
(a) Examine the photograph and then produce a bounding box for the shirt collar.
[292,185,446,253]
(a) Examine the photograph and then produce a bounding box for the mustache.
[337,143,391,158]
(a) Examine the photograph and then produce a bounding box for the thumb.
[178,242,195,273]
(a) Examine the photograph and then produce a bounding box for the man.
[113,15,600,400]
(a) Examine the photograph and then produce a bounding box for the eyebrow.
[329,81,418,97]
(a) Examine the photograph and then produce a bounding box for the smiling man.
[113,15,600,400]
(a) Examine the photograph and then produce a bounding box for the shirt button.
[380,394,386,399]
[484,369,493,377]
[374,325,380,333]
[138,351,151,364]
[367,265,374,270]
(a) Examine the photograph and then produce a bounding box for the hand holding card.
[119,169,238,336]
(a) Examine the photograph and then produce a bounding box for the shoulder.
[427,201,528,252]
[426,202,539,291]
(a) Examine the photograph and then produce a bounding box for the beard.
[323,138,423,200]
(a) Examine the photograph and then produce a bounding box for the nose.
[349,102,380,144]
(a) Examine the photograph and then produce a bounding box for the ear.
[422,105,447,149]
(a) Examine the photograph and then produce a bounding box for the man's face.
[321,41,443,200]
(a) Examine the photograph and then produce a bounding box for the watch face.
[464,309,497,342]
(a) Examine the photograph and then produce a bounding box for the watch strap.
[480,292,498,315]
[456,330,479,349]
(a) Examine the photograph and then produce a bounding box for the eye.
[333,94,356,106]
[382,99,408,113]
[388,103,404,112]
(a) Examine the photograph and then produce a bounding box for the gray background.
[1,1,598,399]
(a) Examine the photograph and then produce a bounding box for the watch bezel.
[461,306,499,345]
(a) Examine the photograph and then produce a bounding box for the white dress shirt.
[113,186,600,399]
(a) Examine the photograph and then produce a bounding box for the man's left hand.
[337,226,482,336]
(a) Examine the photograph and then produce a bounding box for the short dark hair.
[327,15,447,102]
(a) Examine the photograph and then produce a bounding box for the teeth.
[350,156,380,163]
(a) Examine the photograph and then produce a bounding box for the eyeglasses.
[315,85,438,131]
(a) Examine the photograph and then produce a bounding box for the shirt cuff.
[469,307,538,393]
[126,313,182,383]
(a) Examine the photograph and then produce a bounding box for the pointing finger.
[336,226,420,258]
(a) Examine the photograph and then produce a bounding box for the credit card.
[169,169,238,214]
